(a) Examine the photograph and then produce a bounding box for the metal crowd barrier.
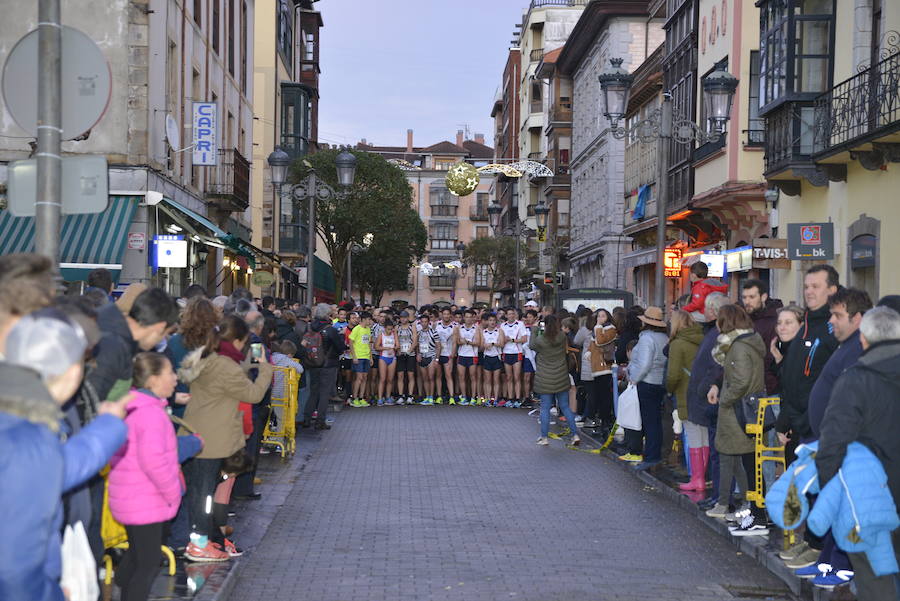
[263,366,300,457]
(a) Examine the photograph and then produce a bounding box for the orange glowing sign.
[664,247,683,278]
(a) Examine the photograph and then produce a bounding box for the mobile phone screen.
[250,343,263,359]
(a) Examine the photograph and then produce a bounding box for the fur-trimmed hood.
[0,362,61,432]
[177,346,214,385]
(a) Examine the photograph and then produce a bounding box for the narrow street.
[226,408,792,601]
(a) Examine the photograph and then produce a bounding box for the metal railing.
[813,50,900,156]
[206,148,251,211]
[743,129,765,147]
[764,102,815,173]
[469,206,489,221]
[530,48,544,62]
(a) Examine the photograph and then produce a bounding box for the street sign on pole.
[787,222,835,260]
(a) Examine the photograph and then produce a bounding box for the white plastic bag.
[672,408,683,434]
[60,521,99,601]
[616,382,642,430]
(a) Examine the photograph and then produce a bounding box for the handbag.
[616,382,642,430]
[735,391,776,432]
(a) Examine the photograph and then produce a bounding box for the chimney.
[456,129,464,147]
[474,133,485,145]
[360,138,367,146]
[406,129,414,153]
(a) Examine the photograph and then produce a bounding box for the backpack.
[302,329,326,367]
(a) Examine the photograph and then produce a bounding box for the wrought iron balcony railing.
[469,206,489,221]
[206,148,250,211]
[813,48,900,160]
[530,48,544,63]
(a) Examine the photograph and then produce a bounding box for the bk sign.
[192,102,217,166]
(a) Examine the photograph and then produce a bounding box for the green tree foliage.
[288,149,425,301]
[351,208,427,306]
[463,236,522,300]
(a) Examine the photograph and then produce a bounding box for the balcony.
[813,50,900,169]
[529,48,543,63]
[743,129,765,147]
[527,0,587,10]
[469,206,489,221]
[206,148,250,212]
[528,151,543,160]
[549,104,573,123]
[530,99,543,114]
[279,223,308,256]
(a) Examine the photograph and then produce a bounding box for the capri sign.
[192,102,217,166]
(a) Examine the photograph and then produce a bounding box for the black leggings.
[116,522,166,601]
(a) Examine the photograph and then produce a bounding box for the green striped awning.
[0,195,140,281]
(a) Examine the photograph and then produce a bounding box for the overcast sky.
[316,0,527,150]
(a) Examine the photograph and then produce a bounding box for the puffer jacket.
[715,332,765,455]
[529,331,571,394]
[108,390,182,525]
[682,277,729,314]
[665,323,704,420]
[766,442,821,530]
[590,325,618,376]
[808,443,899,577]
[178,347,274,459]
[0,363,126,601]
[627,330,668,385]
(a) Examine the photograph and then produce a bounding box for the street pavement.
[226,407,793,601]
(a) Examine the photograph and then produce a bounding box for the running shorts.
[482,356,502,371]
[397,355,416,373]
[352,359,371,373]
[523,358,535,373]
[503,353,523,365]
[457,356,477,368]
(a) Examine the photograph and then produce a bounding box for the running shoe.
[795,563,830,579]
[435,396,443,405]
[223,539,243,557]
[459,397,469,406]
[448,397,456,405]
[420,397,434,406]
[385,397,395,406]
[358,399,371,408]
[406,396,415,405]
[617,453,643,462]
[377,398,385,407]
[395,397,405,406]
[185,542,229,563]
[478,397,487,406]
[489,398,496,407]
[813,569,853,590]
[498,399,507,407]
[536,437,549,446]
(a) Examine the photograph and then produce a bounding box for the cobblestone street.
[226,407,792,601]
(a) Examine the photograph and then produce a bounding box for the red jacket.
[682,278,728,314]
[218,340,254,436]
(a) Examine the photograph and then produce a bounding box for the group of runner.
[330,303,550,408]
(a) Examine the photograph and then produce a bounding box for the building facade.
[0,0,259,297]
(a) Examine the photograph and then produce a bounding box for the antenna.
[456,123,472,141]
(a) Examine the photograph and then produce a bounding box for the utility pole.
[36,0,62,267]
[307,172,316,307]
[654,95,673,312]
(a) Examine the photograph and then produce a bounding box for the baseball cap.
[5,309,88,380]
[524,300,539,308]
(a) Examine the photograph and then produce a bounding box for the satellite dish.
[165,114,180,149]
[2,25,112,140]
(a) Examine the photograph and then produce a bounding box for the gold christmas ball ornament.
[445,162,480,196]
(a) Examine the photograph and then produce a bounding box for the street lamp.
[534,200,550,236]
[487,200,529,308]
[487,201,503,233]
[268,147,358,306]
[597,58,738,310]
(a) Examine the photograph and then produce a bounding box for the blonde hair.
[668,309,693,340]
[777,304,804,325]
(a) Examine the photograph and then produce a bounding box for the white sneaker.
[395,397,405,406]
[406,396,414,405]
[536,437,549,446]
[550,407,559,416]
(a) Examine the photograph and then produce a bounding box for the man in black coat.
[741,279,782,394]
[816,306,900,600]
[299,303,347,430]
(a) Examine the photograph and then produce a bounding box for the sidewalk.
[576,427,844,601]
[106,432,323,601]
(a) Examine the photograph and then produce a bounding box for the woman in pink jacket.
[109,352,183,601]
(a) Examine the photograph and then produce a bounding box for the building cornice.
[557,0,651,76]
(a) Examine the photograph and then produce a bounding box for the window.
[227,0,234,76]
[277,0,293,67]
[434,160,455,171]
[193,0,203,27]
[475,264,490,288]
[212,0,220,53]
[241,2,248,93]
[476,192,488,213]
[304,31,315,61]
[281,84,310,158]
[429,185,458,216]
[429,266,456,289]
[476,226,489,239]
[429,223,458,249]
[747,51,764,146]
[758,0,834,112]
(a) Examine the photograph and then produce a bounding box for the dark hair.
[87,268,113,293]
[595,309,613,328]
[129,288,179,327]
[464,309,476,317]
[612,307,626,332]
[561,316,578,332]
[261,295,275,309]
[806,264,840,289]
[359,311,373,321]
[220,314,250,343]
[507,307,521,318]
[261,317,278,345]
[274,339,297,357]
[674,294,692,310]
[625,339,639,354]
[132,352,171,389]
[543,314,562,340]
[829,287,873,317]
[623,306,644,336]
[183,284,207,300]
[741,278,769,296]
[716,304,754,333]
[877,295,900,315]
[524,309,538,319]
[383,318,394,328]
[281,310,297,326]
[82,288,109,309]
[690,261,709,278]
[181,297,220,350]
[585,311,597,331]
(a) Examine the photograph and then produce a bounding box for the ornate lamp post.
[268,147,357,306]
[598,58,738,310]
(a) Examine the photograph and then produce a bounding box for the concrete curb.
[577,428,835,601]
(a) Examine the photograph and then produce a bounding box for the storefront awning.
[0,195,139,281]
[158,198,227,245]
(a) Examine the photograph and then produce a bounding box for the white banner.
[192,102,217,166]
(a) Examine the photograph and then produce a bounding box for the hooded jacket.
[776,304,839,440]
[178,347,274,458]
[807,329,863,439]
[816,340,900,505]
[86,302,138,405]
[590,324,618,376]
[0,363,126,601]
[627,330,668,386]
[685,325,722,426]
[303,318,347,369]
[108,390,182,525]
[529,331,571,394]
[682,277,729,314]
[748,298,783,393]
[665,323,704,420]
[715,332,765,455]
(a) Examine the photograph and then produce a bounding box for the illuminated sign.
[151,235,188,269]
[700,252,725,278]
[664,247,682,277]
[192,102,218,166]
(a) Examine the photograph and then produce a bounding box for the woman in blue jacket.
[626,307,670,470]
[0,311,127,601]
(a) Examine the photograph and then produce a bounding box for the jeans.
[117,522,165,601]
[708,415,720,502]
[637,382,666,463]
[183,457,222,538]
[539,391,579,438]
[305,366,338,423]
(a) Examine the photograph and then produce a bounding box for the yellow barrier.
[262,366,299,457]
[100,469,176,584]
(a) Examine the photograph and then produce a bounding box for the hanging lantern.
[445,161,480,196]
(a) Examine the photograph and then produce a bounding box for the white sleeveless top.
[435,321,456,357]
[482,328,501,357]
[457,325,478,357]
[380,333,396,357]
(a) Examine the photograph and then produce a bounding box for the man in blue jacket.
[816,306,900,600]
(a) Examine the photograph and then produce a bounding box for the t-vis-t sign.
[192,102,217,166]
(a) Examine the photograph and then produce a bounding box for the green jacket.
[716,332,766,455]
[665,324,704,420]
[529,331,571,394]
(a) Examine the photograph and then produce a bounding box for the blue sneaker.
[812,569,853,590]
[459,397,469,406]
[377,398,385,407]
[385,397,395,406]
[795,564,828,579]
[420,397,434,406]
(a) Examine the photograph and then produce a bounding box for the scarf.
[712,328,754,366]
[217,339,245,364]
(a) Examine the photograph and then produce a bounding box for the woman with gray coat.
[530,315,581,447]
[704,305,766,534]
[626,306,669,469]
